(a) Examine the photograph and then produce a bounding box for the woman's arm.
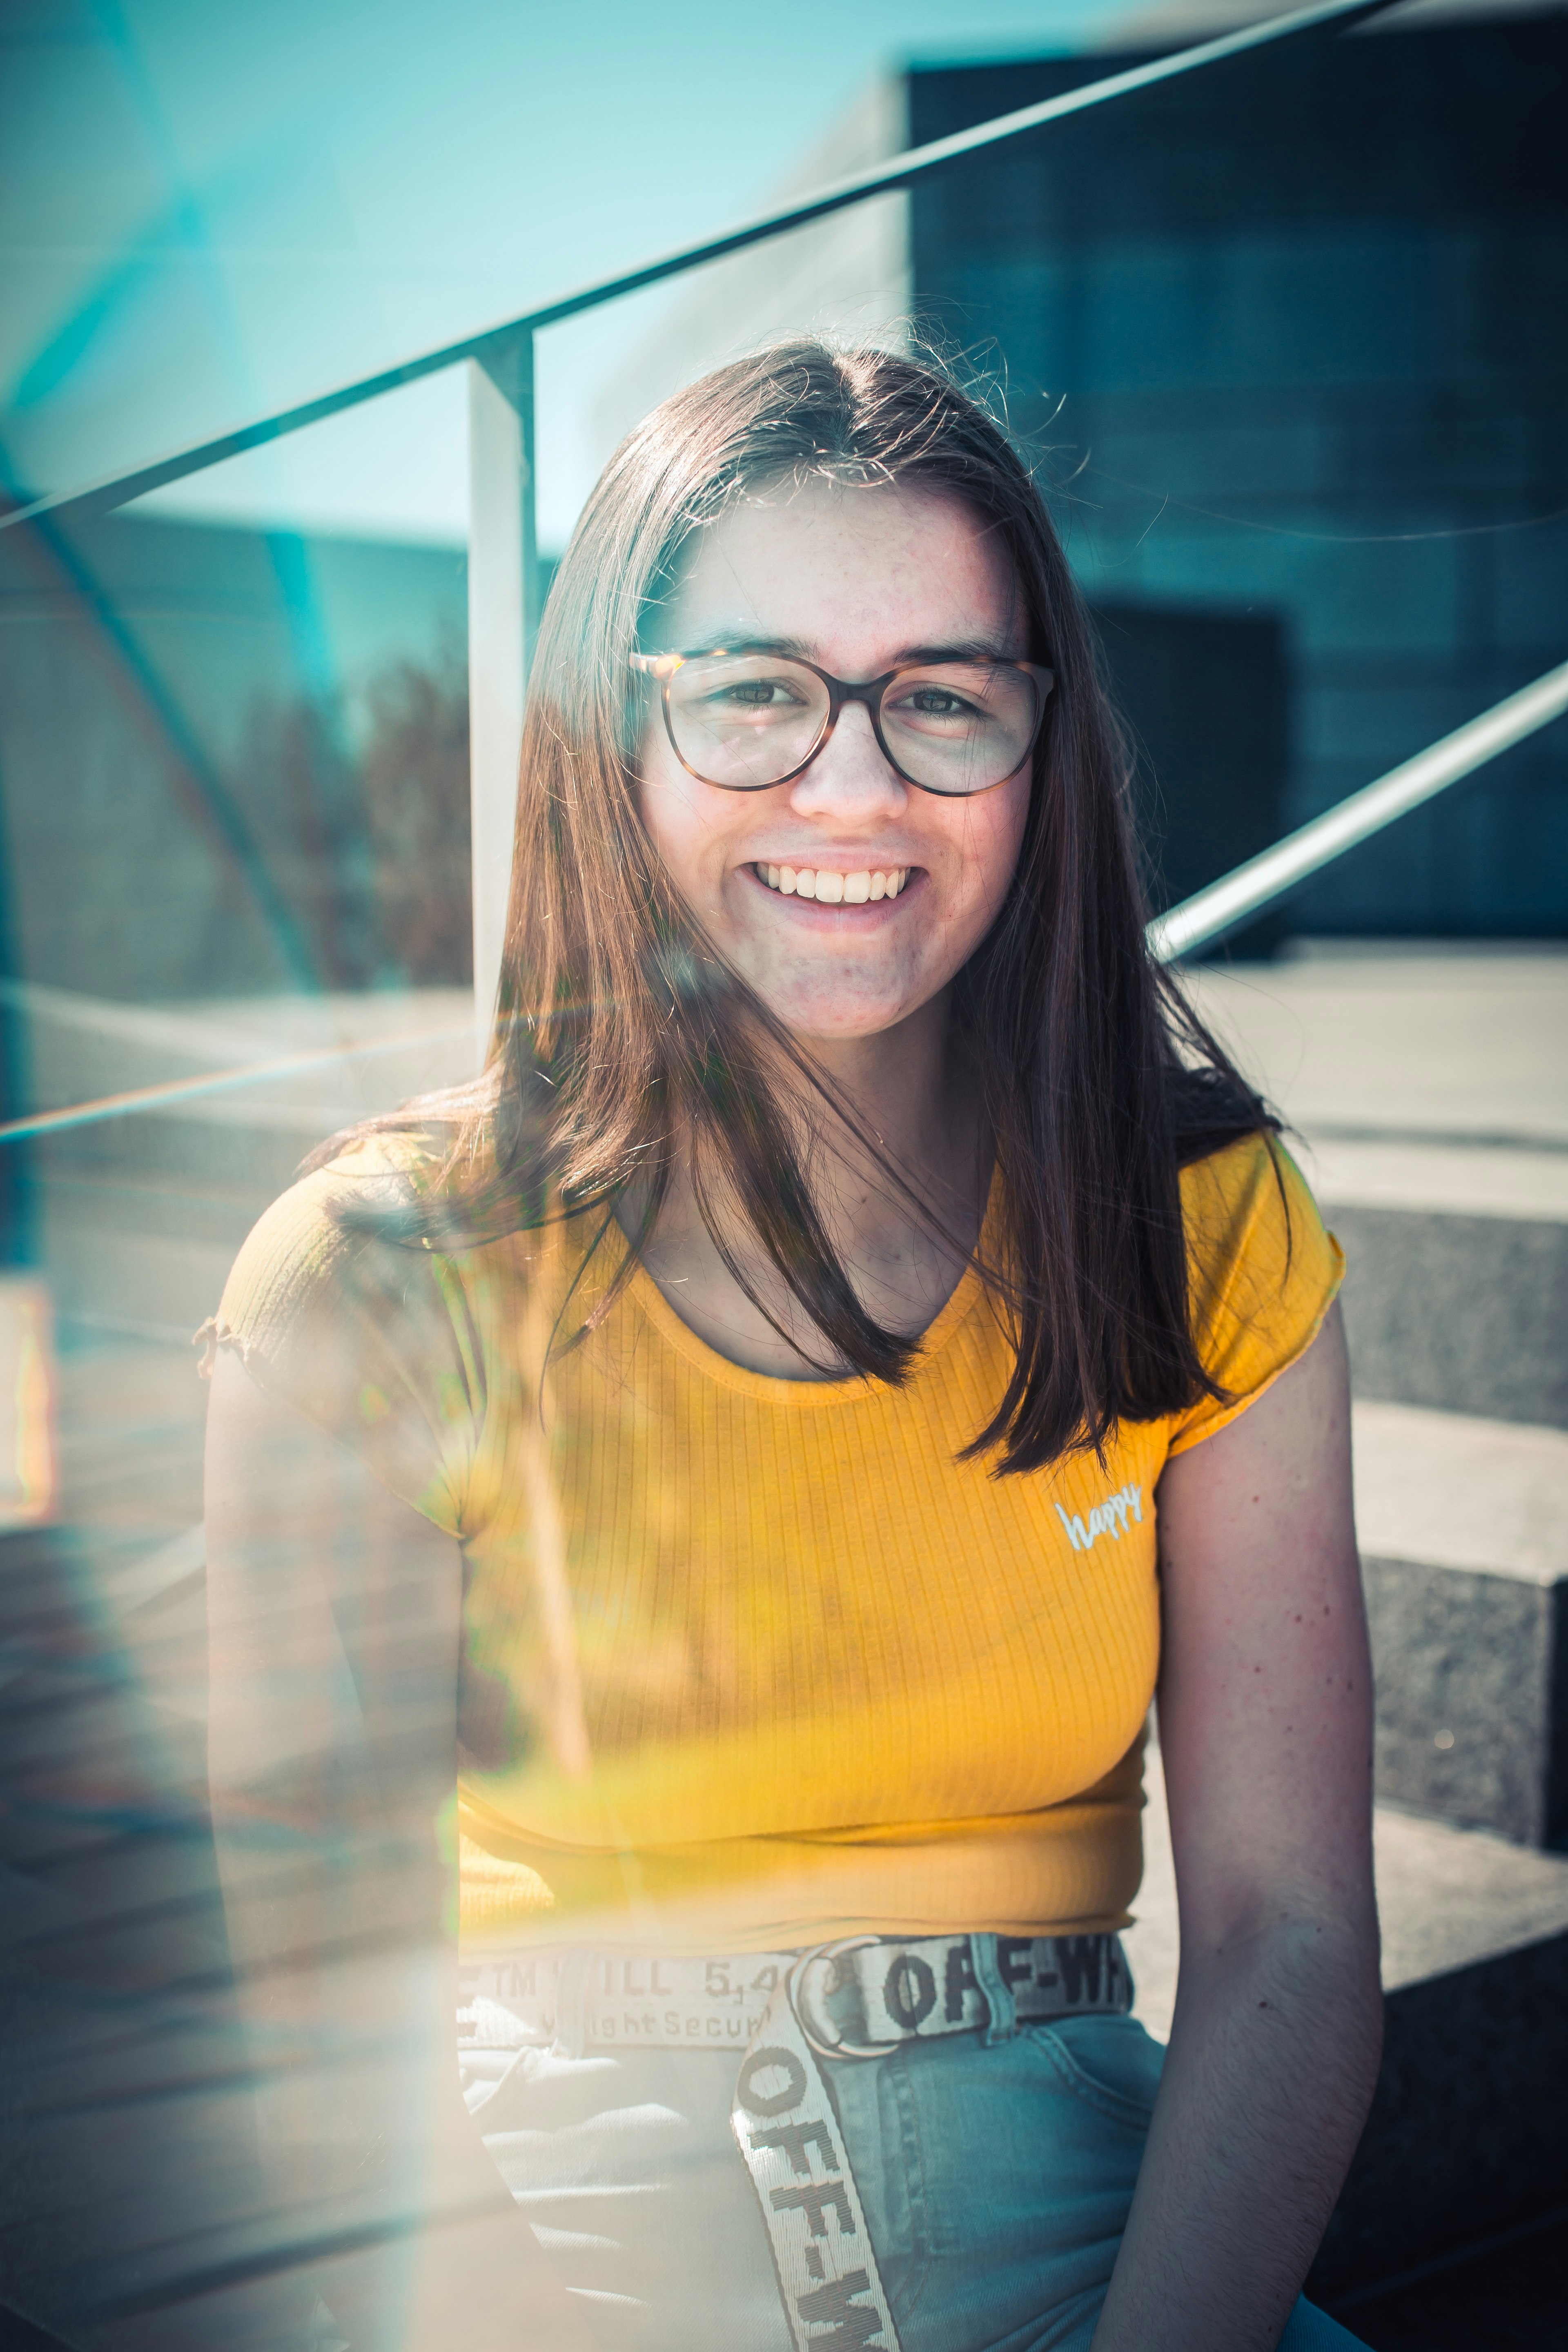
[1091,1301,1382,2352]
[205,1352,593,2352]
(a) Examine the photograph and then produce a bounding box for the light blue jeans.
[462,2006,1368,2351]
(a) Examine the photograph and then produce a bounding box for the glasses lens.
[879,664,1041,795]
[664,655,829,789]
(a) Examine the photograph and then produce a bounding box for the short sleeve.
[211,1139,482,1533]
[1166,1134,1344,1457]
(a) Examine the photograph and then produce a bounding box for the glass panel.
[0,368,477,2343]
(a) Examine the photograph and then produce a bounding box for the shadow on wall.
[1092,597,1290,960]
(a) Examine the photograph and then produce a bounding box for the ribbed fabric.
[219,1133,1341,1955]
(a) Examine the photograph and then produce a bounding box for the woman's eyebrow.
[689,633,1020,665]
[890,637,1018,665]
[695,633,815,658]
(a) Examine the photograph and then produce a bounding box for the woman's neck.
[623,993,991,1381]
[797,993,958,1186]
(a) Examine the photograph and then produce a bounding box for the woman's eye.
[708,678,800,713]
[898,686,980,721]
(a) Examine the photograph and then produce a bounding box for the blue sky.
[2,0,1158,545]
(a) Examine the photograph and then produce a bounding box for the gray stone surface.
[1186,948,1568,1430]
[1303,1136,1568,1225]
[1352,1401,1568,1844]
[1183,948,1568,1152]
[1364,1555,1564,1846]
[1352,1401,1568,1585]
[1372,1802,1568,1990]
[1330,1203,1568,1427]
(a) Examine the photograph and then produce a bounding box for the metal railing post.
[467,330,541,1065]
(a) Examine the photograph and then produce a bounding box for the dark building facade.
[908,11,1568,938]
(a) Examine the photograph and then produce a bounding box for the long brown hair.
[327,341,1273,1474]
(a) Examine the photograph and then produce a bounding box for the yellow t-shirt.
[218,1129,1341,1954]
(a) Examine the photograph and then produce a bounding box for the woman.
[205,344,1381,2352]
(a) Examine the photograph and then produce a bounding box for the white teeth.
[756,864,909,900]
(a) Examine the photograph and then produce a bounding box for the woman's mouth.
[753,862,911,904]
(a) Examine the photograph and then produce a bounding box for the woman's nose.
[786,700,907,820]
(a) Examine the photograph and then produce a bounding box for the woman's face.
[637,477,1033,1047]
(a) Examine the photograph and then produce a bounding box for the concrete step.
[1309,1139,1568,1430]
[1182,947,1568,1155]
[1186,947,1568,1430]
[1352,1399,1567,1848]
[1125,1743,1568,2301]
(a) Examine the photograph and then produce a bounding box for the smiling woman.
[633,483,1037,1051]
[619,472,1044,1375]
[203,345,1380,2352]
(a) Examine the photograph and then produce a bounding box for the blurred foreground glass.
[635,650,1054,795]
[0,364,481,2350]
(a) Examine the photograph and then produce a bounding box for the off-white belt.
[459,1930,1131,2352]
[459,1929,1130,2057]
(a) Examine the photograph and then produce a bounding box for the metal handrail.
[0,0,1401,535]
[1150,659,1568,962]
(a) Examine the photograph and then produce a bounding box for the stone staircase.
[1187,948,1568,1860]
[1143,945,1568,2318]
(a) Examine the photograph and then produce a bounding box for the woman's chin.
[753,989,930,1048]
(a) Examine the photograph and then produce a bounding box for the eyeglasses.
[631,648,1054,797]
